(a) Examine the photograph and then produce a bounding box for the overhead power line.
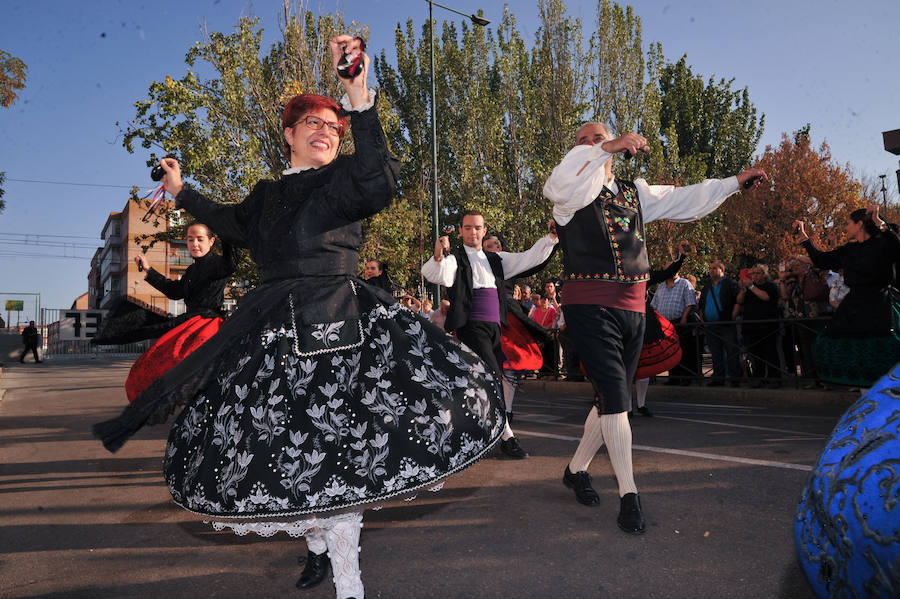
[5,177,138,189]
[0,251,93,260]
[0,240,99,249]
[0,231,102,240]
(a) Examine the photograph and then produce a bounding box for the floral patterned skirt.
[162,280,505,526]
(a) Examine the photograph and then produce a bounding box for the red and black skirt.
[634,308,681,380]
[125,315,224,403]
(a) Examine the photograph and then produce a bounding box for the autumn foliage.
[718,131,864,270]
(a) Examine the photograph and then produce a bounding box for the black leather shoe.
[563,466,600,506]
[296,550,329,590]
[618,492,646,534]
[500,437,527,459]
[636,406,653,417]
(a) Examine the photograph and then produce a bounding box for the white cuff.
[339,88,377,112]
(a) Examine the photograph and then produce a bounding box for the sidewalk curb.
[520,379,859,409]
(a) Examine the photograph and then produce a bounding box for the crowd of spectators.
[367,207,893,389]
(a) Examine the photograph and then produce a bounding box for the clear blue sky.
[1,0,898,318]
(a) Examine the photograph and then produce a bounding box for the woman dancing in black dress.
[93,221,235,402]
[94,35,505,599]
[793,204,900,387]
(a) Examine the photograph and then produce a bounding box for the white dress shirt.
[543,144,741,225]
[421,235,558,289]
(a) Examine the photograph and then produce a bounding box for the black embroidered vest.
[444,246,507,333]
[557,180,649,284]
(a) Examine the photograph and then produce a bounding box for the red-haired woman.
[94,35,505,599]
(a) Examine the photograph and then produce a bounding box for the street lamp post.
[879,174,888,210]
[427,0,489,303]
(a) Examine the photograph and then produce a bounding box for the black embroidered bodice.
[145,245,235,316]
[174,99,400,325]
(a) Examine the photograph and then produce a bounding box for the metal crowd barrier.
[45,339,151,357]
[521,316,834,388]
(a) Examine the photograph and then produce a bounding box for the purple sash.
[470,288,501,323]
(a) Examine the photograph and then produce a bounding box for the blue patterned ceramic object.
[795,363,900,598]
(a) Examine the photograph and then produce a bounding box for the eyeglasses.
[295,115,345,137]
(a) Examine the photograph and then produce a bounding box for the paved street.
[0,358,850,598]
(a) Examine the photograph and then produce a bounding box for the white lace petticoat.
[208,482,444,537]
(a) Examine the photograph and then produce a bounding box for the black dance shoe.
[296,550,329,590]
[500,437,527,459]
[617,492,646,534]
[563,466,600,506]
[636,406,653,417]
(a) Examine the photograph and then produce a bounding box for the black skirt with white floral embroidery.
[159,277,505,521]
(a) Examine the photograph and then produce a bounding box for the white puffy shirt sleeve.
[497,235,558,279]
[421,254,458,288]
[543,144,615,226]
[637,176,741,224]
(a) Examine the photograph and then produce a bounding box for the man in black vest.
[421,210,558,458]
[544,122,766,534]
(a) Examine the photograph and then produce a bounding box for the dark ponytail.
[848,208,881,237]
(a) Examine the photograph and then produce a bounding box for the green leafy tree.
[374,0,587,297]
[643,55,765,278]
[121,6,392,289]
[119,0,773,296]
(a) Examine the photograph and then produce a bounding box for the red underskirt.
[125,315,224,403]
[634,312,681,380]
[501,313,543,371]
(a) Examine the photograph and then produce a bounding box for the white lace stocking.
[211,511,365,597]
[323,511,364,599]
[305,527,328,555]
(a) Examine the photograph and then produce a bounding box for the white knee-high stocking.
[635,378,649,409]
[501,372,516,441]
[568,407,604,473]
[501,373,516,413]
[569,409,638,497]
[600,411,638,496]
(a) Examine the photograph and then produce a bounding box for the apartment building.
[87,196,189,314]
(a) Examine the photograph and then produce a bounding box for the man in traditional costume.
[543,122,765,533]
[422,210,558,458]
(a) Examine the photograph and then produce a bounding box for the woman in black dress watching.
[94,35,505,599]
